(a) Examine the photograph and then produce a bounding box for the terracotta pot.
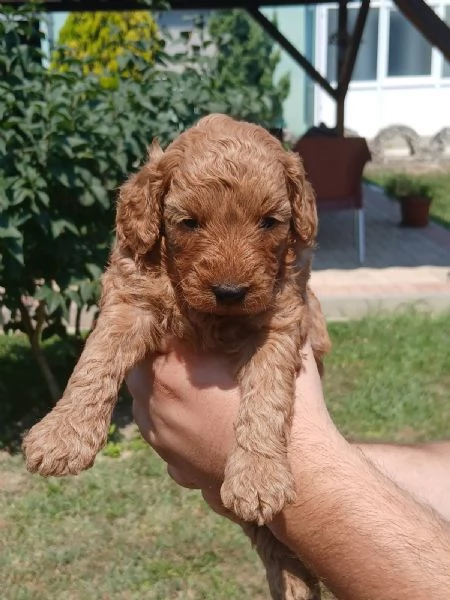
[399,195,431,228]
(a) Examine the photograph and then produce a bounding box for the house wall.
[314,0,450,139]
[260,6,313,137]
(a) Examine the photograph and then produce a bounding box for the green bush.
[53,11,161,89]
[384,174,433,199]
[208,9,290,127]
[0,3,284,401]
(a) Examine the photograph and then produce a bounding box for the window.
[443,5,450,77]
[326,7,379,82]
[388,9,432,76]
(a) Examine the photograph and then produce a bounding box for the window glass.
[326,7,379,82]
[388,9,432,76]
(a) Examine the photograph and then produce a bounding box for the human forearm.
[357,440,450,522]
[129,344,450,600]
[270,432,450,600]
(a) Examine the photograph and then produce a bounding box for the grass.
[365,169,450,228]
[324,312,450,442]
[0,335,129,451]
[1,311,449,598]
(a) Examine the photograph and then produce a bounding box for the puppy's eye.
[259,216,279,230]
[181,218,200,230]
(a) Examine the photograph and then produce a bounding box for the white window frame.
[439,2,450,79]
[317,0,450,88]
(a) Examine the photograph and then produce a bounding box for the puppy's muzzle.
[212,284,249,304]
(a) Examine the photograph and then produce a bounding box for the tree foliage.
[53,11,161,88]
[208,9,290,126]
[0,3,282,401]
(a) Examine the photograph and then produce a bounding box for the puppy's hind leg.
[243,524,321,600]
[23,302,158,477]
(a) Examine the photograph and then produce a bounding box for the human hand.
[128,340,240,492]
[127,339,336,497]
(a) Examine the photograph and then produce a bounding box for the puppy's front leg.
[23,302,157,477]
[221,329,301,525]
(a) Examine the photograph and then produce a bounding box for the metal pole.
[336,0,348,135]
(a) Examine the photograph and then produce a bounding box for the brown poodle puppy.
[23,114,330,600]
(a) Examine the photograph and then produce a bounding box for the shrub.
[208,9,290,127]
[52,11,161,89]
[384,174,433,200]
[0,3,289,401]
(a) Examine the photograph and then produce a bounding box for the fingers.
[167,464,199,489]
[201,490,241,523]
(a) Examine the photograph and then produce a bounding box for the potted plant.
[385,174,433,228]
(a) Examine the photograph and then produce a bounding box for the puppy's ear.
[116,140,165,260]
[284,152,318,248]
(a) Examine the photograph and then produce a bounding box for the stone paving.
[311,185,450,319]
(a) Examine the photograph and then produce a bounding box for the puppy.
[23,114,330,600]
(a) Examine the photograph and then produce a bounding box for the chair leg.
[354,208,365,264]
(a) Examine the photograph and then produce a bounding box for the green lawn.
[366,169,450,228]
[1,311,449,599]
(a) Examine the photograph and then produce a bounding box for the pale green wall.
[261,6,315,137]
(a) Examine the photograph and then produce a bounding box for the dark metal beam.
[393,0,450,63]
[248,7,337,100]
[336,0,348,135]
[338,0,370,95]
[3,0,335,12]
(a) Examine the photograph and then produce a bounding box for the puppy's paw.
[221,450,296,525]
[23,409,104,477]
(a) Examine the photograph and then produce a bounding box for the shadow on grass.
[0,334,134,453]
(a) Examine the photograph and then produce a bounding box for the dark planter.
[268,127,284,143]
[399,195,431,228]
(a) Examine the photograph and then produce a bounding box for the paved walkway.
[311,185,450,319]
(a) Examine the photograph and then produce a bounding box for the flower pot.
[399,195,431,228]
[268,127,284,142]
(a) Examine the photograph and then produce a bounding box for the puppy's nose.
[212,284,248,303]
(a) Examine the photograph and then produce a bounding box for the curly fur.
[23,114,331,600]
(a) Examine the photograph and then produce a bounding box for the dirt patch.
[0,470,26,493]
[0,450,28,493]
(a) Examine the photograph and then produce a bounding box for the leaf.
[51,219,79,239]
[85,263,103,280]
[12,186,34,206]
[79,280,93,304]
[54,170,72,188]
[0,221,21,240]
[78,190,95,207]
[3,238,24,266]
[37,190,50,207]
[90,181,110,209]
[65,288,82,306]
[46,290,63,316]
[35,284,53,302]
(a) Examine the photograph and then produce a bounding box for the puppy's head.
[116,114,317,316]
